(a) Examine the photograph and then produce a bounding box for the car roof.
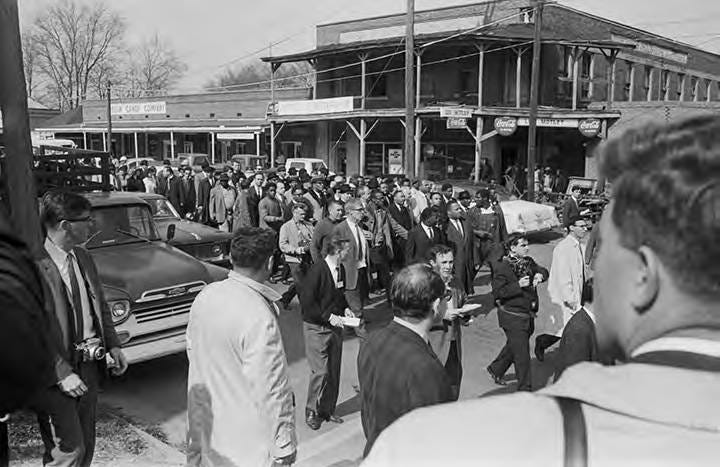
[286,158,325,163]
[84,191,153,207]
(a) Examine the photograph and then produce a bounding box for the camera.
[75,337,106,362]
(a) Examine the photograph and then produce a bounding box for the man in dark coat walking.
[444,200,476,295]
[555,279,600,380]
[405,207,442,264]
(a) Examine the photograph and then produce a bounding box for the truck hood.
[155,218,232,244]
[89,242,213,302]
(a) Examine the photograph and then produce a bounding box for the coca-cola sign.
[494,117,518,136]
[578,118,602,137]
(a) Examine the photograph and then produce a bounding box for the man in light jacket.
[536,215,590,361]
[187,228,296,466]
[362,114,720,466]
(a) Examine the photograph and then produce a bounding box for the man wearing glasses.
[538,215,591,361]
[34,190,128,466]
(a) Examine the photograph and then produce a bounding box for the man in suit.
[487,234,548,391]
[358,264,453,457]
[555,279,598,380]
[561,185,582,229]
[258,182,284,232]
[34,190,128,466]
[362,188,393,297]
[180,166,197,219]
[304,177,327,223]
[311,200,344,264]
[387,190,413,269]
[166,167,184,215]
[332,198,370,340]
[444,200,476,295]
[298,235,353,430]
[247,172,265,227]
[209,174,237,232]
[405,207,442,264]
[441,183,454,208]
[195,165,214,225]
[537,215,591,361]
[278,204,314,308]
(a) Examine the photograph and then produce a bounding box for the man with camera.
[278,203,315,309]
[34,190,128,467]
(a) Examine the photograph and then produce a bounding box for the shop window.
[580,53,592,79]
[677,74,685,99]
[368,74,388,98]
[557,46,571,78]
[643,67,651,97]
[460,69,475,95]
[281,141,302,158]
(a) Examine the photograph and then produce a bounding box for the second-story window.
[520,7,535,24]
[690,76,698,100]
[643,67,651,99]
[661,70,670,99]
[368,73,388,98]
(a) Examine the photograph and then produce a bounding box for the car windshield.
[86,205,160,248]
[147,198,181,220]
[312,162,326,171]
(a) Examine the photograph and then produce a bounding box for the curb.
[105,412,186,465]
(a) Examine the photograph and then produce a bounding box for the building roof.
[40,106,84,128]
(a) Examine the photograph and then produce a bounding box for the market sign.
[111,101,166,116]
[388,149,403,175]
[494,117,518,136]
[439,107,473,119]
[276,96,354,116]
[216,133,256,141]
[578,119,602,138]
[517,117,579,128]
[446,117,467,129]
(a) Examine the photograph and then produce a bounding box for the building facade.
[263,0,720,181]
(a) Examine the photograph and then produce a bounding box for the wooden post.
[414,116,421,179]
[102,132,107,151]
[360,54,367,109]
[359,118,367,177]
[415,52,422,108]
[693,77,701,102]
[527,0,544,201]
[270,122,276,166]
[83,131,88,149]
[134,132,139,159]
[608,55,616,107]
[256,132,261,156]
[707,80,713,103]
[588,53,596,99]
[210,132,215,164]
[170,131,175,159]
[0,0,43,255]
[572,47,579,110]
[516,48,522,108]
[475,43,485,184]
[647,67,654,101]
[628,61,636,102]
[404,0,416,177]
[107,81,113,157]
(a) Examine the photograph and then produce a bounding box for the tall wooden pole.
[107,81,113,157]
[526,0,544,201]
[404,0,415,177]
[0,0,43,256]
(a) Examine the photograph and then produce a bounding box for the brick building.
[263,0,720,181]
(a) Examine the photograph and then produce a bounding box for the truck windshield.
[86,205,160,248]
[146,198,181,220]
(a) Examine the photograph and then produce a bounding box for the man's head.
[183,167,193,179]
[327,200,345,221]
[265,182,276,198]
[457,190,472,208]
[446,200,462,220]
[441,183,453,199]
[253,173,265,187]
[421,180,433,193]
[344,198,365,224]
[338,184,353,203]
[567,215,590,239]
[570,185,582,199]
[276,181,286,196]
[593,115,720,358]
[322,233,350,261]
[291,203,307,222]
[219,173,230,188]
[291,187,305,203]
[390,264,446,325]
[506,233,529,258]
[357,185,371,202]
[393,190,406,206]
[420,207,439,227]
[371,189,385,206]
[312,177,324,192]
[230,227,277,281]
[231,161,241,172]
[379,182,389,194]
[427,244,454,281]
[429,192,443,207]
[41,190,93,250]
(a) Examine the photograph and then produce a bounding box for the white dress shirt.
[325,256,341,286]
[45,238,95,339]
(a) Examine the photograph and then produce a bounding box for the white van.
[285,157,327,174]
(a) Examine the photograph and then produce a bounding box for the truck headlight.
[108,300,131,324]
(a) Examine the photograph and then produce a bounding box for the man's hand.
[328,315,344,328]
[563,301,578,311]
[108,347,128,376]
[273,449,297,465]
[518,276,531,288]
[58,373,87,398]
[533,273,544,287]
[443,307,463,321]
[344,308,355,318]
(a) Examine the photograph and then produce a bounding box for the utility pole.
[526,0,544,201]
[0,0,43,257]
[404,0,415,177]
[106,80,113,157]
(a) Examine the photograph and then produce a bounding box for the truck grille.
[133,295,197,324]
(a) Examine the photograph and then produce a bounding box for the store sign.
[517,118,579,128]
[440,107,473,119]
[276,96,354,116]
[111,101,166,115]
[578,119,602,138]
[388,149,403,175]
[494,117,518,136]
[216,133,255,141]
[446,117,467,129]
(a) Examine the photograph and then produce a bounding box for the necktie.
[456,220,464,238]
[66,254,84,342]
[335,267,341,286]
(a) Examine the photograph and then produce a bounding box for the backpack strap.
[554,396,588,467]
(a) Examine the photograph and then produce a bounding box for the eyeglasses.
[62,216,92,223]
[516,242,529,248]
[573,224,590,230]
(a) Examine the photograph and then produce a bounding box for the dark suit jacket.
[359,321,453,457]
[556,308,599,380]
[37,246,121,382]
[196,178,212,224]
[333,220,370,290]
[445,218,476,294]
[167,176,183,214]
[247,185,264,227]
[387,203,413,231]
[180,177,196,217]
[311,218,339,263]
[492,256,548,330]
[298,260,348,326]
[405,224,441,264]
[561,196,581,228]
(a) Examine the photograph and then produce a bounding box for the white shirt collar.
[228,270,281,303]
[324,255,340,271]
[631,337,720,359]
[45,237,74,264]
[393,316,429,343]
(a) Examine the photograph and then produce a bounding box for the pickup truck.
[83,191,228,364]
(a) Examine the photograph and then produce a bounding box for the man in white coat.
[186,227,297,466]
[361,114,720,467]
[536,215,590,361]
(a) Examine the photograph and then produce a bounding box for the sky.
[17,0,720,93]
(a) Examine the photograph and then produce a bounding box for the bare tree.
[21,33,40,98]
[29,0,125,110]
[124,34,187,97]
[206,60,314,91]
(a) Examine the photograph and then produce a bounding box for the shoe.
[486,365,507,386]
[534,337,545,362]
[305,409,321,431]
[321,413,344,424]
[281,278,293,286]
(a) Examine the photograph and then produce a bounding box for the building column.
[360,54,367,109]
[516,48,522,108]
[572,47,580,110]
[475,43,485,184]
[628,61,636,102]
[647,67,654,101]
[359,118,366,177]
[210,132,215,164]
[83,132,87,149]
[475,117,484,184]
[414,117,421,179]
[134,132,139,159]
[102,132,107,152]
[679,74,687,101]
[588,53,596,99]
[256,132,261,156]
[170,131,175,159]
[693,77,701,102]
[606,54,616,108]
[663,71,672,101]
[415,52,422,108]
[707,80,713,102]
[270,122,276,166]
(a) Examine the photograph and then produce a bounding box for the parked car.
[229,154,268,171]
[82,191,228,364]
[124,157,163,172]
[140,193,232,267]
[285,157,327,174]
[174,153,211,172]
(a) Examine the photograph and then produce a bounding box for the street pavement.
[100,230,568,466]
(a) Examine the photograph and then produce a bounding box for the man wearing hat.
[210,173,237,232]
[305,177,328,223]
